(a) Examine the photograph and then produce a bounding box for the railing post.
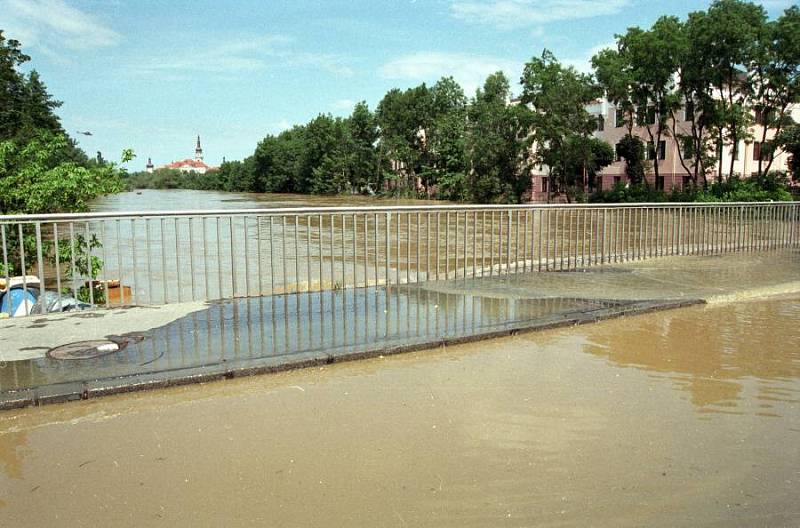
[601,208,607,264]
[507,210,512,274]
[34,223,45,314]
[385,212,391,285]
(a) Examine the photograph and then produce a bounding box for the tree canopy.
[0,30,125,215]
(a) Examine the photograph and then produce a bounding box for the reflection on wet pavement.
[0,286,632,394]
[0,295,798,527]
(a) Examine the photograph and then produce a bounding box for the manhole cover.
[47,340,123,360]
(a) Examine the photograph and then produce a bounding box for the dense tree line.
[132,0,798,203]
[0,30,125,215]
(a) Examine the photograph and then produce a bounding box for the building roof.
[164,158,213,170]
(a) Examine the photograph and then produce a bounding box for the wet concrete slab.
[1,249,798,409]
[423,249,800,303]
[0,302,208,361]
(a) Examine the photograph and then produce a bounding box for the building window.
[636,105,656,126]
[655,176,665,191]
[754,107,773,126]
[596,115,605,132]
[646,141,666,161]
[682,137,694,159]
[541,177,549,193]
[615,108,625,128]
[753,142,773,162]
[683,176,692,188]
[615,143,623,161]
[647,106,656,125]
[684,100,694,121]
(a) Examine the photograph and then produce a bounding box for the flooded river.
[84,190,793,304]
[1,294,798,527]
[91,188,444,212]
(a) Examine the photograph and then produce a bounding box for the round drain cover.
[47,340,122,360]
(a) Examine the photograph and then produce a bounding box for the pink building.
[528,98,799,202]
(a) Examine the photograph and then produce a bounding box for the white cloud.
[331,99,356,111]
[289,51,353,77]
[562,42,615,74]
[133,35,352,77]
[450,0,631,30]
[268,119,292,133]
[0,0,120,51]
[380,51,520,96]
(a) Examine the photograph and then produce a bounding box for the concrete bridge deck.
[1,250,798,409]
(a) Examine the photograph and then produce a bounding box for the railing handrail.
[0,200,794,223]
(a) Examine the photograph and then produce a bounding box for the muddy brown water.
[0,294,798,527]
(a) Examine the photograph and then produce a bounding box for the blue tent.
[0,287,38,317]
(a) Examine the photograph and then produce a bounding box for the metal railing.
[1,202,798,315]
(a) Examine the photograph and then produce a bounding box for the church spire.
[195,135,203,161]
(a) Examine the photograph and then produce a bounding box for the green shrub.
[590,172,794,203]
[589,182,667,203]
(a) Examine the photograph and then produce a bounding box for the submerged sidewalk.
[1,250,798,409]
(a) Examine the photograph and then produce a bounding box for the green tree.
[0,32,85,164]
[775,124,800,182]
[522,50,601,201]
[615,134,648,185]
[466,72,531,203]
[0,133,124,214]
[592,44,636,135]
[592,18,682,188]
[625,17,683,185]
[0,30,30,141]
[346,101,383,193]
[751,6,800,177]
[668,13,718,187]
[252,127,305,192]
[420,77,468,198]
[690,0,767,181]
[571,137,615,194]
[302,114,349,194]
[376,84,432,192]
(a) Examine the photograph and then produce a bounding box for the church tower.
[195,135,203,162]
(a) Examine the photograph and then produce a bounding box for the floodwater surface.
[0,294,798,527]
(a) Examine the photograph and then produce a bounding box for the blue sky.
[0,0,794,170]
